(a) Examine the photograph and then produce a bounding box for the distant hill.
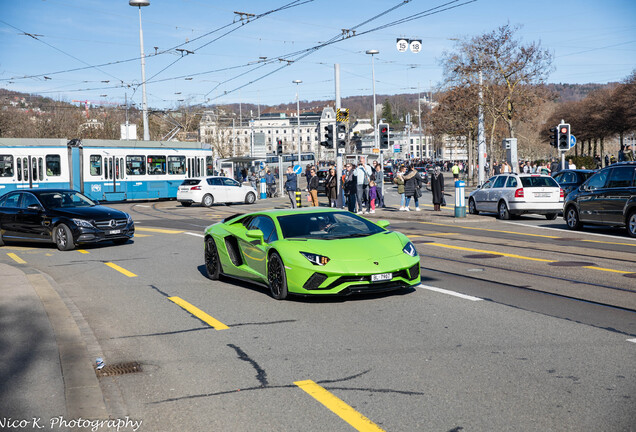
[545,82,616,103]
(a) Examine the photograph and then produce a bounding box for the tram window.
[38,157,44,180]
[116,158,120,179]
[147,155,166,175]
[119,158,124,179]
[168,156,185,174]
[206,156,214,175]
[17,158,22,181]
[187,159,192,176]
[126,155,146,175]
[46,155,61,176]
[0,155,14,177]
[32,157,37,181]
[23,158,28,181]
[89,155,102,176]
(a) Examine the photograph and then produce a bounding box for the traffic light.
[549,127,558,148]
[353,136,362,152]
[558,123,570,151]
[276,139,283,155]
[320,124,334,149]
[336,123,346,148]
[378,123,389,149]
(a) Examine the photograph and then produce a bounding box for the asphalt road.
[2,195,635,432]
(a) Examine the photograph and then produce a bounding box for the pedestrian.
[451,161,460,180]
[402,164,423,211]
[344,163,357,212]
[355,160,371,214]
[265,169,276,197]
[368,180,377,214]
[248,170,257,190]
[624,145,634,161]
[568,158,577,169]
[325,167,337,207]
[284,166,298,209]
[307,167,319,206]
[493,161,501,175]
[430,166,444,211]
[550,158,560,174]
[373,163,385,208]
[394,166,406,210]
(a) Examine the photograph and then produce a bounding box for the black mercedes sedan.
[0,189,134,251]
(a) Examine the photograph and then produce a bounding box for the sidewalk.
[0,262,107,430]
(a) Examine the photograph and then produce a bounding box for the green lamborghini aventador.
[203,207,421,300]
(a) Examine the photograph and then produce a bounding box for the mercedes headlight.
[72,218,94,228]
[300,251,330,266]
[402,242,417,257]
[125,213,133,224]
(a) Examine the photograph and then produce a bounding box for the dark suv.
[563,162,636,237]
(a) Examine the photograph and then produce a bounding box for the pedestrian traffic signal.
[320,124,334,149]
[549,127,558,148]
[378,123,389,149]
[276,139,283,155]
[337,123,346,148]
[558,123,570,151]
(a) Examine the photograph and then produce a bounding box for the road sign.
[396,39,408,52]
[409,39,422,53]
[293,165,302,175]
[336,108,349,123]
[259,161,266,170]
[570,134,576,149]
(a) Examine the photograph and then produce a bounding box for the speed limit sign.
[410,39,422,53]
[396,38,408,52]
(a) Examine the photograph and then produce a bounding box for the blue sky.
[1,0,634,111]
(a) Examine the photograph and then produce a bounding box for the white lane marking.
[418,284,482,301]
[135,205,151,208]
[502,221,636,243]
[627,338,636,344]
[184,232,205,238]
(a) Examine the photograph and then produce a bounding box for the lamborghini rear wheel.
[267,252,288,300]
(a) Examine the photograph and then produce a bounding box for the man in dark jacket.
[307,168,319,207]
[265,169,276,197]
[344,163,357,212]
[284,166,298,208]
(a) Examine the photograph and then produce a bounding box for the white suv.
[468,173,564,220]
[177,177,257,207]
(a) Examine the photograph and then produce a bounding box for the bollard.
[260,178,267,199]
[454,180,466,218]
[295,190,302,208]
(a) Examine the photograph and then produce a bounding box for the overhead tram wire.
[0,0,313,84]
[204,0,477,102]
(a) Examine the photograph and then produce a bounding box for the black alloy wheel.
[627,210,636,238]
[468,198,479,215]
[54,223,75,251]
[565,206,582,230]
[267,252,288,300]
[205,237,221,280]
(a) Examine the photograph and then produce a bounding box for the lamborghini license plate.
[371,273,392,282]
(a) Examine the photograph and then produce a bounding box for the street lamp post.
[130,0,150,141]
[293,80,302,172]
[366,49,381,196]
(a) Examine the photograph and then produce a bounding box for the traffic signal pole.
[335,64,343,208]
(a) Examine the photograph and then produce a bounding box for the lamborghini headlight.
[300,251,331,266]
[402,242,417,257]
[72,218,94,228]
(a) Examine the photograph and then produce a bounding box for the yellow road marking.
[407,234,423,238]
[135,227,184,234]
[7,253,26,264]
[582,239,636,247]
[425,243,632,274]
[104,262,137,277]
[425,232,460,237]
[77,249,89,254]
[133,234,153,237]
[294,380,385,432]
[168,296,229,330]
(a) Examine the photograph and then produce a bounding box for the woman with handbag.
[402,165,423,211]
[325,168,337,207]
[430,166,444,211]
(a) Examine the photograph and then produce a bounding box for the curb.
[17,266,108,419]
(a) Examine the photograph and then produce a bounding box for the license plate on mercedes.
[371,273,392,282]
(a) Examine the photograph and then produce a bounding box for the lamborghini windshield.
[277,211,385,239]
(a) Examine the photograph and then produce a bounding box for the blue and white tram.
[0,138,213,201]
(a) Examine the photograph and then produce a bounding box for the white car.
[177,177,257,207]
[468,173,564,220]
